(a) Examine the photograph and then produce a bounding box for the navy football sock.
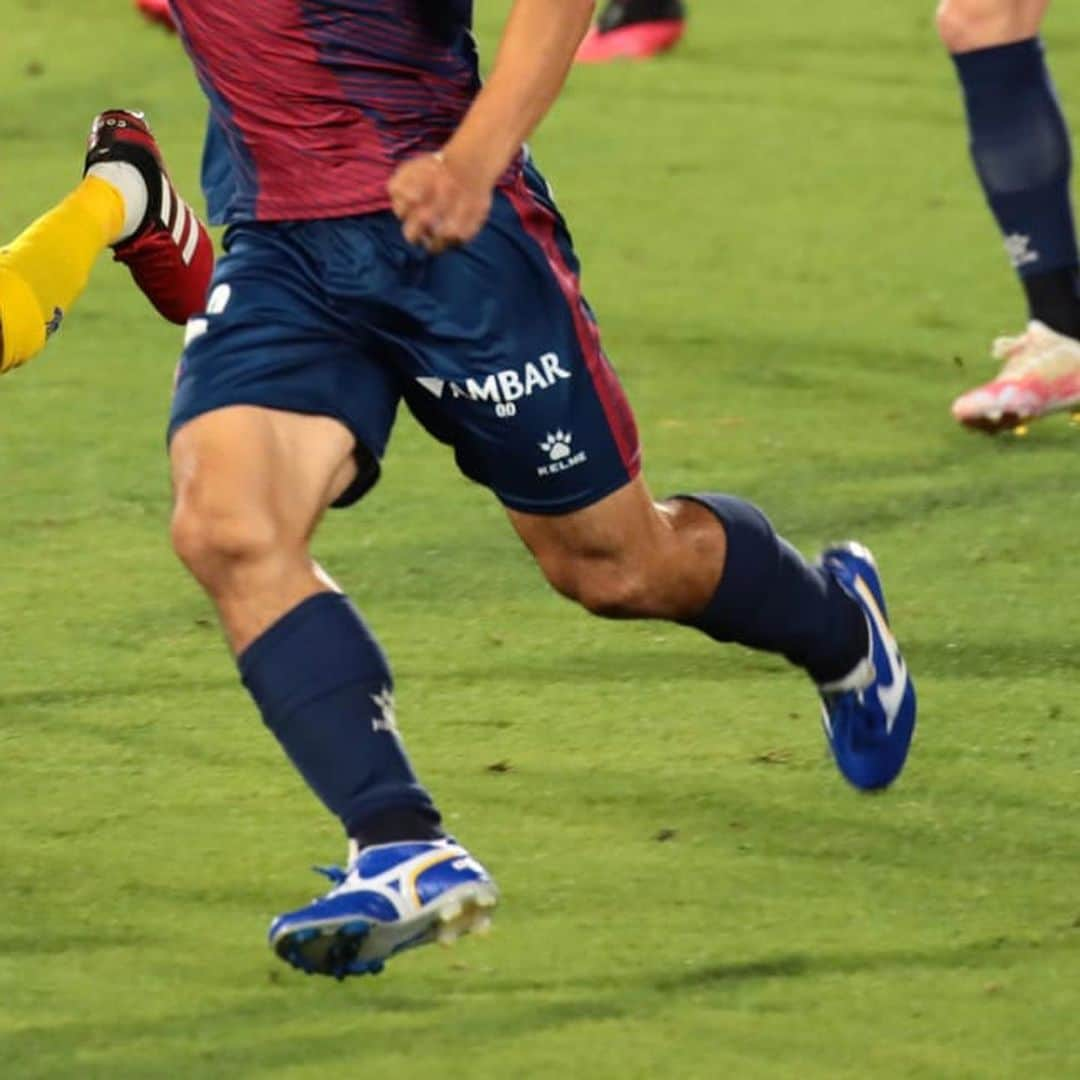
[952,38,1080,336]
[239,591,441,840]
[1020,268,1080,339]
[679,494,868,685]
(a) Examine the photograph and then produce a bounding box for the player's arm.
[388,0,595,252]
[443,0,595,194]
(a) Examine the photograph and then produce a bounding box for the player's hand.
[387,153,493,254]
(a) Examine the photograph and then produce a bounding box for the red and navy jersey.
[172,1,495,224]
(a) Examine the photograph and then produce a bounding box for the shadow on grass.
[2,988,623,1077]
[0,679,249,769]
[2,626,1073,725]
[424,630,1076,690]
[425,646,786,688]
[6,929,1079,1076]
[0,926,150,957]
[472,928,1080,1000]
[0,679,236,711]
[656,931,1077,990]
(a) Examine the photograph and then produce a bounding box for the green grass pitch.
[3,1,1080,1076]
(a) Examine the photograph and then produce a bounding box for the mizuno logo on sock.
[371,686,399,735]
[1004,233,1039,269]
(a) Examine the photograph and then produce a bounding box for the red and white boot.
[85,109,213,325]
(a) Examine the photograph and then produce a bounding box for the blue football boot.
[817,542,917,790]
[269,839,497,979]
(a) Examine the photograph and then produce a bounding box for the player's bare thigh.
[170,406,357,532]
[506,475,725,621]
[936,0,1051,52]
[169,405,358,650]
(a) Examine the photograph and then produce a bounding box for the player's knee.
[539,553,652,619]
[170,490,280,589]
[935,0,1036,52]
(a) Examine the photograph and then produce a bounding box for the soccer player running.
[0,112,212,373]
[164,0,916,980]
[940,0,1080,431]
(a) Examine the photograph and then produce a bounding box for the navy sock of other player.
[239,592,444,848]
[680,494,868,685]
[952,38,1080,338]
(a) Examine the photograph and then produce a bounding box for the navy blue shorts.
[169,164,641,514]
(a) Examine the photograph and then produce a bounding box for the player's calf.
[513,479,916,789]
[169,409,488,980]
[514,482,725,621]
[517,481,868,680]
[170,494,281,592]
[535,552,656,619]
[169,407,359,650]
[935,0,1047,53]
[170,472,318,658]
